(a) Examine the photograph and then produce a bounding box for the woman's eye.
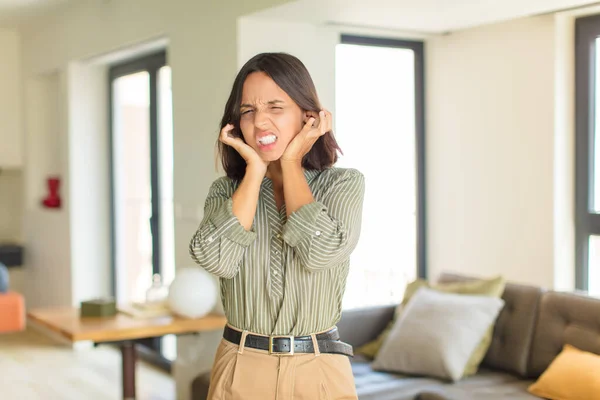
[241,110,253,115]
[271,107,283,110]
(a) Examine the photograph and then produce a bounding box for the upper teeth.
[259,135,277,145]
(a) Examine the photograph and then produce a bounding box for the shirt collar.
[261,168,322,187]
[303,169,321,182]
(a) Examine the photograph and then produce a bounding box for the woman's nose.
[254,110,269,129]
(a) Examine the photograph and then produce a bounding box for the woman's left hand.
[281,109,332,164]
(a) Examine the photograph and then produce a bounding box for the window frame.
[340,34,427,279]
[575,14,600,291]
[108,51,167,294]
[108,51,171,372]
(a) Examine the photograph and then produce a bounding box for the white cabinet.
[0,30,23,169]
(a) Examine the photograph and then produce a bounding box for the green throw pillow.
[356,275,506,377]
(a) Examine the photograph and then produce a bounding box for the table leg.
[121,341,137,400]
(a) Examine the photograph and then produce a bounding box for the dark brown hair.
[217,52,342,181]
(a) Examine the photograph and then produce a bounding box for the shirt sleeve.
[281,169,365,272]
[189,177,257,279]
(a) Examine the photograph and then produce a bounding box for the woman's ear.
[304,110,319,126]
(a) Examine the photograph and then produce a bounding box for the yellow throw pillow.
[528,344,600,400]
[356,275,506,378]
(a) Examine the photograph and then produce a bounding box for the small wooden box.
[80,298,116,318]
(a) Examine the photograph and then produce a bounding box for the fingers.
[319,111,326,134]
[301,109,332,141]
[220,123,235,142]
[324,109,332,132]
[220,123,247,153]
[220,124,243,146]
[302,117,316,135]
[318,109,332,135]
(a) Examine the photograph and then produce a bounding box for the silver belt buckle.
[268,335,294,355]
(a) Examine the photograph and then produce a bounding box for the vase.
[42,177,61,208]
[0,263,8,293]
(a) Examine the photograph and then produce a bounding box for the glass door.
[109,52,176,365]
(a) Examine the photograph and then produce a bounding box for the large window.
[336,35,426,309]
[575,14,600,296]
[109,51,176,367]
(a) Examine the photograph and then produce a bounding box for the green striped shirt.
[189,167,365,336]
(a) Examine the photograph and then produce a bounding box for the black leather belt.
[223,325,354,357]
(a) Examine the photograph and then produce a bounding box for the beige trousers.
[207,329,358,400]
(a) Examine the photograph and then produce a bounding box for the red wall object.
[42,176,61,208]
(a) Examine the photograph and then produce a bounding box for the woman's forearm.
[231,167,264,230]
[281,161,314,217]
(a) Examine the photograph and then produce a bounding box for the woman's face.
[239,72,305,162]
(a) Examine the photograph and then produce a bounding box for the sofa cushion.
[528,344,600,399]
[527,290,600,378]
[438,273,542,377]
[417,368,539,400]
[357,275,505,371]
[352,355,443,400]
[372,288,505,382]
[336,304,395,348]
[404,276,507,377]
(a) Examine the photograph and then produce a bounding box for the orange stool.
[0,291,25,333]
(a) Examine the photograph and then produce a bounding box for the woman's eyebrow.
[240,99,285,108]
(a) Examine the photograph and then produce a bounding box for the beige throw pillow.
[372,287,505,382]
[357,275,506,377]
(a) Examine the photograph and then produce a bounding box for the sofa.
[191,272,600,399]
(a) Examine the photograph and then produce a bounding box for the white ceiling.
[1,0,599,32]
[0,0,71,26]
[250,0,600,34]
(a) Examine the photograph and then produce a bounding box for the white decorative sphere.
[167,267,217,318]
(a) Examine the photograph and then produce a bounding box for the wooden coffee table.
[27,307,227,400]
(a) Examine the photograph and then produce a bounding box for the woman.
[189,52,365,400]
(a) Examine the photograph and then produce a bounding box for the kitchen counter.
[0,244,23,267]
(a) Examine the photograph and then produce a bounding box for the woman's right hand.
[220,124,269,174]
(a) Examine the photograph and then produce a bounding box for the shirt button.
[273,270,278,275]
[206,236,214,243]
[276,233,281,239]
[315,231,321,236]
[274,250,280,255]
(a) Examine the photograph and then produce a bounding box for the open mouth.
[257,134,277,146]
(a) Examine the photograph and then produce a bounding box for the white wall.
[426,15,559,288]
[67,62,111,305]
[0,171,23,242]
[0,29,23,168]
[22,71,73,308]
[553,11,577,292]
